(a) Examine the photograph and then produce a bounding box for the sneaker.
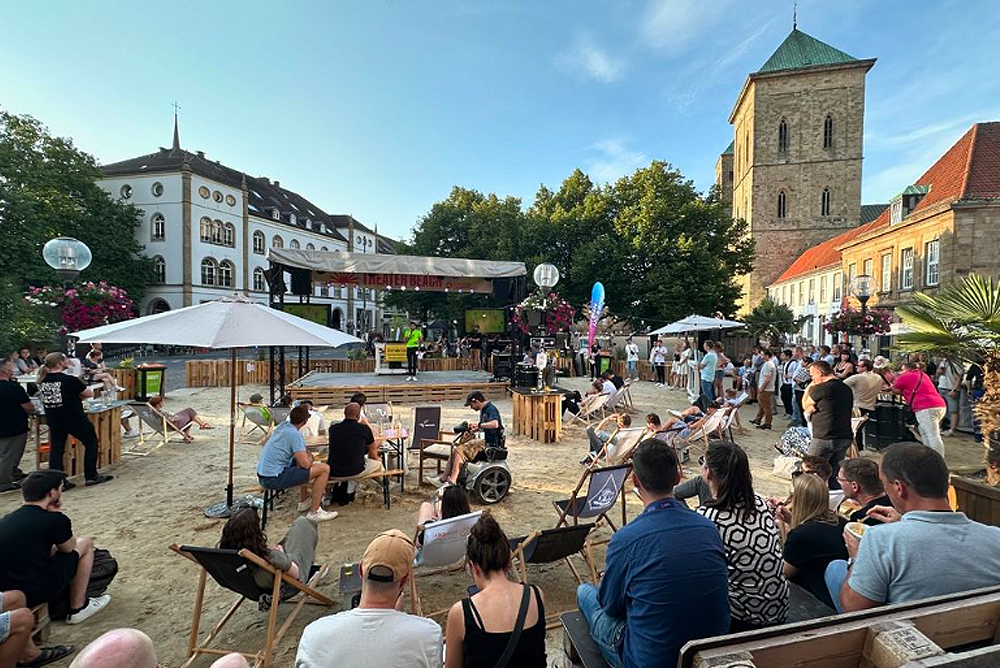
[306,508,339,522]
[125,428,140,438]
[298,499,313,512]
[85,475,114,487]
[62,480,77,491]
[0,482,20,493]
[66,594,111,624]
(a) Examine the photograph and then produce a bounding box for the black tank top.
[460,584,546,668]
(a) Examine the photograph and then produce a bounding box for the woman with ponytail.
[444,513,546,668]
[697,441,788,631]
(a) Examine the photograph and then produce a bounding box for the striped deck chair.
[568,394,606,428]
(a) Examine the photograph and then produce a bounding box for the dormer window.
[290,213,297,225]
[271,208,280,221]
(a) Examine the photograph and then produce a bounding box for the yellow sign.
[384,343,407,363]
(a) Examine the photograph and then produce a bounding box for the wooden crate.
[951,475,1000,528]
[111,368,136,399]
[512,391,562,443]
[35,406,122,478]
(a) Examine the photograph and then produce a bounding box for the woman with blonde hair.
[777,472,847,608]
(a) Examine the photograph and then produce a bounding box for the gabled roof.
[757,28,857,74]
[721,140,734,155]
[859,204,889,225]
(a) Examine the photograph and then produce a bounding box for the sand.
[1,377,986,667]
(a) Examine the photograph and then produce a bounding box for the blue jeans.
[824,559,848,613]
[792,389,804,426]
[576,584,623,668]
[626,360,637,378]
[700,379,716,402]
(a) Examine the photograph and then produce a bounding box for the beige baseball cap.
[361,529,415,583]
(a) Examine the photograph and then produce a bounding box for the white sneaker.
[66,594,111,624]
[125,429,139,438]
[297,499,313,512]
[306,508,339,522]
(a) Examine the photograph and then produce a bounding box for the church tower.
[727,27,875,309]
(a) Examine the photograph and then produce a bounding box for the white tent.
[649,314,744,336]
[72,296,361,511]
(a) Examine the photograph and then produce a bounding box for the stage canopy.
[268,248,526,294]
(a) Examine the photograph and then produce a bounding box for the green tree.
[742,296,805,347]
[0,110,153,347]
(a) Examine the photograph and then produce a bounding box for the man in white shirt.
[843,358,883,450]
[751,349,777,430]
[296,530,442,668]
[625,337,640,380]
[296,399,327,441]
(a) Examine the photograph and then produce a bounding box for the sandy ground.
[1,377,986,667]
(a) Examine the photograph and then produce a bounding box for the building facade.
[719,28,875,309]
[97,121,392,334]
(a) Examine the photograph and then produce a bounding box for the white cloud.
[556,33,625,83]
[640,0,731,53]
[586,139,648,182]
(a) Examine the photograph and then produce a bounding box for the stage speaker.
[290,268,312,296]
[493,277,521,303]
[263,266,286,295]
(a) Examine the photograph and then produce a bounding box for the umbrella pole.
[228,348,236,508]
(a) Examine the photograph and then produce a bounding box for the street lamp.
[533,263,560,290]
[850,274,875,350]
[42,237,92,283]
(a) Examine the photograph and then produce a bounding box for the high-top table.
[511,388,563,443]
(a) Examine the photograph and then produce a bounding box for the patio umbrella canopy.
[71,296,361,510]
[649,314,745,336]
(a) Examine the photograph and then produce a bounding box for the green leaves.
[742,296,805,346]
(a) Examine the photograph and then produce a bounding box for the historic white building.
[97,119,393,334]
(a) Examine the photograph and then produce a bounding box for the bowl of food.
[846,521,867,540]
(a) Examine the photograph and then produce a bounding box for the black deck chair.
[170,543,333,668]
[510,523,598,587]
[553,463,632,532]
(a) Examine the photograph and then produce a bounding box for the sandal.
[18,645,74,668]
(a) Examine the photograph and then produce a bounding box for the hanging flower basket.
[26,281,135,335]
[512,291,576,335]
[823,306,892,336]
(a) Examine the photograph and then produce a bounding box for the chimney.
[273,180,280,188]
[196,150,205,158]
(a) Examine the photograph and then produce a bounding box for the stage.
[287,370,509,405]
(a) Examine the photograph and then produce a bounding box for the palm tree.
[895,273,1000,484]
[742,296,807,348]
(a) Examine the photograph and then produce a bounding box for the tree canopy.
[384,161,753,331]
[742,296,805,347]
[0,110,153,351]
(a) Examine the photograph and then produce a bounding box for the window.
[833,272,842,301]
[880,253,892,292]
[213,190,223,203]
[798,281,805,306]
[120,184,133,199]
[782,285,789,305]
[900,247,914,290]
[789,284,795,306]
[306,243,315,251]
[808,278,815,304]
[212,220,224,245]
[290,213,297,226]
[272,235,283,249]
[225,194,236,206]
[319,284,329,297]
[890,198,903,225]
[218,260,234,288]
[223,223,235,247]
[848,262,857,284]
[863,258,873,280]
[289,239,300,249]
[777,190,787,219]
[151,213,165,241]
[321,246,329,251]
[200,258,217,285]
[253,267,266,292]
[820,275,827,303]
[199,186,210,199]
[820,188,831,216]
[253,231,265,255]
[200,217,213,243]
[823,115,833,149]
[778,119,789,153]
[925,239,940,286]
[271,208,280,221]
[334,285,343,299]
[153,255,165,284]
[151,181,164,197]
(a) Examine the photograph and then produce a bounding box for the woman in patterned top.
[697,441,789,631]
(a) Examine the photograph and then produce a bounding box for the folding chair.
[409,405,450,486]
[600,387,627,417]
[239,403,275,444]
[554,463,632,532]
[675,407,729,455]
[169,543,333,668]
[128,401,193,453]
[269,406,291,424]
[621,378,636,410]
[568,394,606,428]
[410,510,483,616]
[589,427,647,467]
[510,523,598,587]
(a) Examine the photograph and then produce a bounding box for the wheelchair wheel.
[474,466,511,504]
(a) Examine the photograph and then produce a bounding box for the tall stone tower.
[714,141,734,218]
[726,28,875,309]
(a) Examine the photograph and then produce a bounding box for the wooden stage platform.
[287,370,509,405]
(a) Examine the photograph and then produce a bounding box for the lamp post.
[850,274,875,351]
[533,263,560,291]
[42,237,92,284]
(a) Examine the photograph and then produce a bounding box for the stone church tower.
[720,28,875,309]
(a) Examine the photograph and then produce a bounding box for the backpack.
[50,548,118,619]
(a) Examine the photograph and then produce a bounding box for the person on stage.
[403,321,423,382]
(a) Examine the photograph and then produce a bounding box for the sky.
[3,0,999,241]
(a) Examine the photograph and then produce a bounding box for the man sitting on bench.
[257,405,337,522]
[327,402,384,492]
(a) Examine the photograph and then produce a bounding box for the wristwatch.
[846,557,856,569]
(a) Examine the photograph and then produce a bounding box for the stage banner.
[319,272,493,294]
[384,343,407,363]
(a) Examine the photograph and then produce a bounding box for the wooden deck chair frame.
[567,394,605,428]
[169,543,333,668]
[589,426,647,468]
[621,378,636,410]
[239,403,275,444]
[675,407,730,456]
[128,401,193,454]
[554,463,632,533]
[511,523,599,587]
[409,510,483,617]
[600,387,627,418]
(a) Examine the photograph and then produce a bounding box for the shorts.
[941,389,959,414]
[258,464,310,491]
[715,369,724,379]
[22,551,80,608]
[457,437,485,462]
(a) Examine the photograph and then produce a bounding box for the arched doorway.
[147,298,170,315]
[332,308,342,331]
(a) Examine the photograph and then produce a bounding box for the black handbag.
[903,372,925,426]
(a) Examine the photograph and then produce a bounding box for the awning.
[267,249,526,294]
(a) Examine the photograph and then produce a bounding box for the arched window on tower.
[200,258,217,285]
[153,255,165,284]
[777,190,787,219]
[823,114,834,149]
[778,119,789,153]
[821,187,831,216]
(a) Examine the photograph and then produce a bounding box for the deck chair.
[410,510,483,616]
[674,407,730,454]
[600,387,627,417]
[589,427,647,467]
[269,406,291,424]
[410,405,450,486]
[554,463,632,532]
[510,523,598,588]
[568,394,606,428]
[128,401,193,453]
[621,378,636,410]
[169,543,333,668]
[239,403,275,444]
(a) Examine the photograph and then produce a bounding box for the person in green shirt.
[403,321,423,381]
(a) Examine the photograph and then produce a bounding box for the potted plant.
[895,273,1000,490]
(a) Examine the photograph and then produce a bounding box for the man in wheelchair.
[439,391,506,485]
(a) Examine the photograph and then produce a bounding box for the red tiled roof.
[773,121,1000,284]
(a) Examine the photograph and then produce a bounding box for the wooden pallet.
[34,406,123,478]
[512,391,562,443]
[951,475,1000,528]
[289,381,507,406]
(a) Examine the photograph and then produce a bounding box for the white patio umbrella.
[649,314,744,336]
[71,296,361,511]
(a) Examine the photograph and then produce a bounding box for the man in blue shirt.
[698,341,719,403]
[577,438,730,668]
[440,391,504,484]
[256,405,337,522]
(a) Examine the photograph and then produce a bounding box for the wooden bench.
[327,469,405,510]
[31,604,50,643]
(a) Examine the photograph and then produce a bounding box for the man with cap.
[440,391,504,485]
[295,529,442,667]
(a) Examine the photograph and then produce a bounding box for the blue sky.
[3,0,999,241]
